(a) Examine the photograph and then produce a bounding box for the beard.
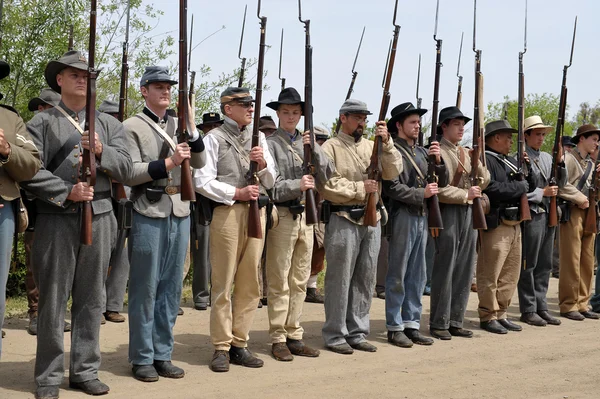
[352,127,364,142]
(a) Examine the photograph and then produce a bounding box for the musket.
[177,0,195,201]
[237,5,247,87]
[584,152,599,234]
[363,0,400,228]
[118,0,130,122]
[278,29,285,91]
[189,14,196,111]
[247,0,267,239]
[456,32,463,108]
[426,0,443,234]
[416,54,423,146]
[471,0,487,230]
[81,0,98,245]
[298,0,318,226]
[548,17,577,228]
[334,26,365,135]
[517,0,531,224]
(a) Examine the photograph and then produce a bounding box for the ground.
[1,278,599,399]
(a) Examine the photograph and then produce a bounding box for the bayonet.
[237,5,247,87]
[417,54,423,146]
[118,0,131,121]
[189,14,196,110]
[278,28,285,91]
[456,32,463,108]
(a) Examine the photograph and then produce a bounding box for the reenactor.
[318,99,402,354]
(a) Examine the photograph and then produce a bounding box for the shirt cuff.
[148,160,168,180]
[189,134,205,153]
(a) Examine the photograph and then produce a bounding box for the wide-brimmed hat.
[258,115,277,131]
[562,135,576,148]
[387,102,428,134]
[28,88,61,111]
[437,106,472,135]
[197,112,224,130]
[484,119,518,137]
[44,50,89,93]
[266,87,305,114]
[98,100,119,115]
[524,115,553,133]
[339,99,372,115]
[140,66,177,87]
[220,87,254,105]
[571,124,600,144]
[0,61,9,80]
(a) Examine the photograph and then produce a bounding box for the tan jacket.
[558,149,589,206]
[0,106,41,200]
[437,137,490,205]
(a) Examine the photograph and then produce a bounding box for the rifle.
[416,54,422,146]
[584,155,599,234]
[237,5,247,88]
[298,0,318,226]
[334,26,365,135]
[81,0,98,245]
[189,14,196,111]
[363,0,400,228]
[516,1,531,223]
[177,0,195,201]
[456,32,463,108]
[471,0,487,230]
[426,0,443,235]
[278,29,285,91]
[247,0,267,239]
[118,0,130,122]
[549,17,577,227]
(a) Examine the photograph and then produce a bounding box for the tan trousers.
[210,204,266,350]
[559,207,595,313]
[477,223,522,321]
[266,208,314,343]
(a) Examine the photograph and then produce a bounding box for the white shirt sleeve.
[193,134,237,205]
[256,131,276,190]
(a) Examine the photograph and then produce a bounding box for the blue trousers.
[386,207,427,331]
[0,199,14,359]
[128,212,190,365]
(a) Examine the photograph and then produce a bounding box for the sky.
[148,0,598,133]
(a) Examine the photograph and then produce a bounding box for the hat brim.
[44,60,89,93]
[525,123,553,132]
[437,116,472,135]
[266,100,305,115]
[143,78,178,86]
[485,127,518,137]
[0,61,9,80]
[28,98,51,112]
[572,129,600,144]
[387,108,428,133]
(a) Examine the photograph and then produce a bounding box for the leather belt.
[93,191,112,201]
[152,185,181,195]
[330,205,365,213]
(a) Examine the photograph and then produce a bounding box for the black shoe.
[257,300,263,309]
[404,328,434,345]
[69,379,109,395]
[177,307,184,316]
[194,303,208,311]
[538,310,561,325]
[387,331,413,348]
[480,320,508,334]
[349,341,377,352]
[430,328,452,340]
[28,315,38,335]
[229,346,264,368]
[260,297,268,306]
[326,342,354,355]
[560,311,585,321]
[498,319,522,332]
[64,321,71,332]
[154,360,185,378]
[375,287,385,300]
[132,364,159,382]
[520,312,547,327]
[580,310,600,319]
[35,385,60,399]
[551,271,559,279]
[448,326,474,338]
[305,287,324,304]
[1,329,4,338]
[210,350,230,372]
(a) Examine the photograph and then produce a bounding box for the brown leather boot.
[272,342,293,361]
[104,311,126,323]
[286,339,320,357]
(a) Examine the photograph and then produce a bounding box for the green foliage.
[6,234,27,297]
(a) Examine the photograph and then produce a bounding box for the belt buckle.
[165,186,178,195]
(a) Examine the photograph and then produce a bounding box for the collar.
[337,131,360,145]
[275,127,299,143]
[486,147,507,159]
[58,101,85,121]
[222,115,249,137]
[573,147,591,163]
[440,137,459,151]
[526,145,540,157]
[395,137,416,151]
[143,106,168,124]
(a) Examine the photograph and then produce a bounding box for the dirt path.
[1,278,598,399]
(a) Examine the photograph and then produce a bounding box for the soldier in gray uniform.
[98,100,119,119]
[22,51,132,398]
[518,116,565,327]
[123,66,205,382]
[264,87,334,361]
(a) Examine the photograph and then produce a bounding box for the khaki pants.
[210,204,266,350]
[477,223,522,321]
[266,208,314,343]
[559,206,595,313]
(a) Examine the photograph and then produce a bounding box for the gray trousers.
[430,205,477,330]
[33,212,116,386]
[103,229,129,313]
[376,235,389,290]
[322,214,381,347]
[191,223,211,306]
[518,212,555,313]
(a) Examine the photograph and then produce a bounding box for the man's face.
[57,67,87,98]
[580,133,599,155]
[525,128,547,150]
[202,122,222,134]
[141,82,172,110]
[224,101,254,126]
[442,118,466,144]
[276,104,302,132]
[397,114,421,142]
[492,132,514,155]
[340,113,368,139]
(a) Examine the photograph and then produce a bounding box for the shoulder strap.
[211,128,251,164]
[577,159,593,192]
[485,150,519,173]
[337,137,369,173]
[274,134,304,164]
[532,159,549,183]
[450,147,466,187]
[394,143,425,181]
[136,113,177,152]
[55,106,84,135]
